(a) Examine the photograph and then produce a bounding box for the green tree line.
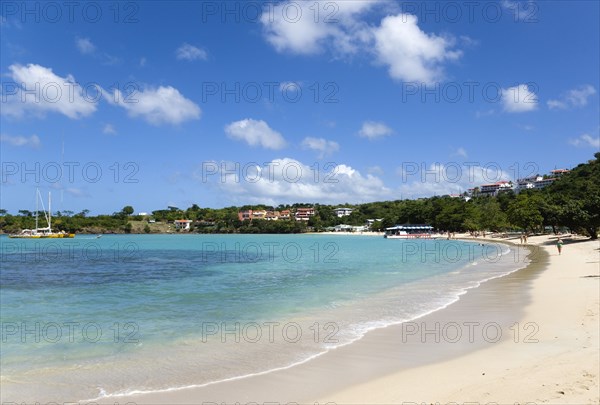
[1,154,598,239]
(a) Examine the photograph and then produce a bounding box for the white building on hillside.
[174,219,192,230]
[515,170,569,193]
[479,181,513,196]
[333,207,353,217]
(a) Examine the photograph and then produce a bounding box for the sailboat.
[9,189,75,238]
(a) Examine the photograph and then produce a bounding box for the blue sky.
[1,0,599,215]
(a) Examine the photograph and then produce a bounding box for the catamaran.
[9,189,75,238]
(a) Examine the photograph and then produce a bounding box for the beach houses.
[366,218,384,228]
[516,176,544,192]
[550,168,570,176]
[467,168,571,196]
[238,209,275,221]
[294,207,315,221]
[251,210,267,220]
[329,224,367,232]
[237,209,268,221]
[515,176,556,192]
[265,211,281,220]
[174,219,193,231]
[479,181,513,196]
[333,207,353,217]
[238,210,253,221]
[237,208,313,221]
[333,224,353,232]
[514,169,570,193]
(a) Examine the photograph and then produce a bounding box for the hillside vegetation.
[1,153,598,239]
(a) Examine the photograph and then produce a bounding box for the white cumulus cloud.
[370,14,461,83]
[103,123,117,135]
[107,85,201,125]
[176,43,208,61]
[225,119,287,149]
[569,133,600,148]
[1,63,97,119]
[260,3,462,83]
[0,134,41,148]
[367,165,384,175]
[501,84,538,113]
[75,37,120,65]
[547,85,596,110]
[453,147,468,158]
[197,158,391,205]
[398,163,512,198]
[260,0,377,55]
[358,121,393,139]
[301,136,340,157]
[76,37,96,54]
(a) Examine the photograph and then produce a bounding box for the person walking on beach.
[557,237,563,255]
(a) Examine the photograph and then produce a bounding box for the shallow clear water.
[0,234,528,400]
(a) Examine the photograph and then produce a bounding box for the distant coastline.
[1,153,598,239]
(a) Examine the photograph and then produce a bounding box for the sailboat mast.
[35,189,39,230]
[48,191,52,232]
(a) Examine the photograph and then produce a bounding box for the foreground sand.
[117,235,599,404]
[316,235,599,404]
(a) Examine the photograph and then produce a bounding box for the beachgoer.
[557,238,563,255]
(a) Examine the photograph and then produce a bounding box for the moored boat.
[9,190,75,239]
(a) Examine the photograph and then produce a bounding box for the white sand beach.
[316,234,600,404]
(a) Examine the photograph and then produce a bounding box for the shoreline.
[315,235,599,404]
[86,238,521,402]
[107,235,600,404]
[5,234,595,403]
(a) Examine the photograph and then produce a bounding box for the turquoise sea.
[0,234,528,401]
